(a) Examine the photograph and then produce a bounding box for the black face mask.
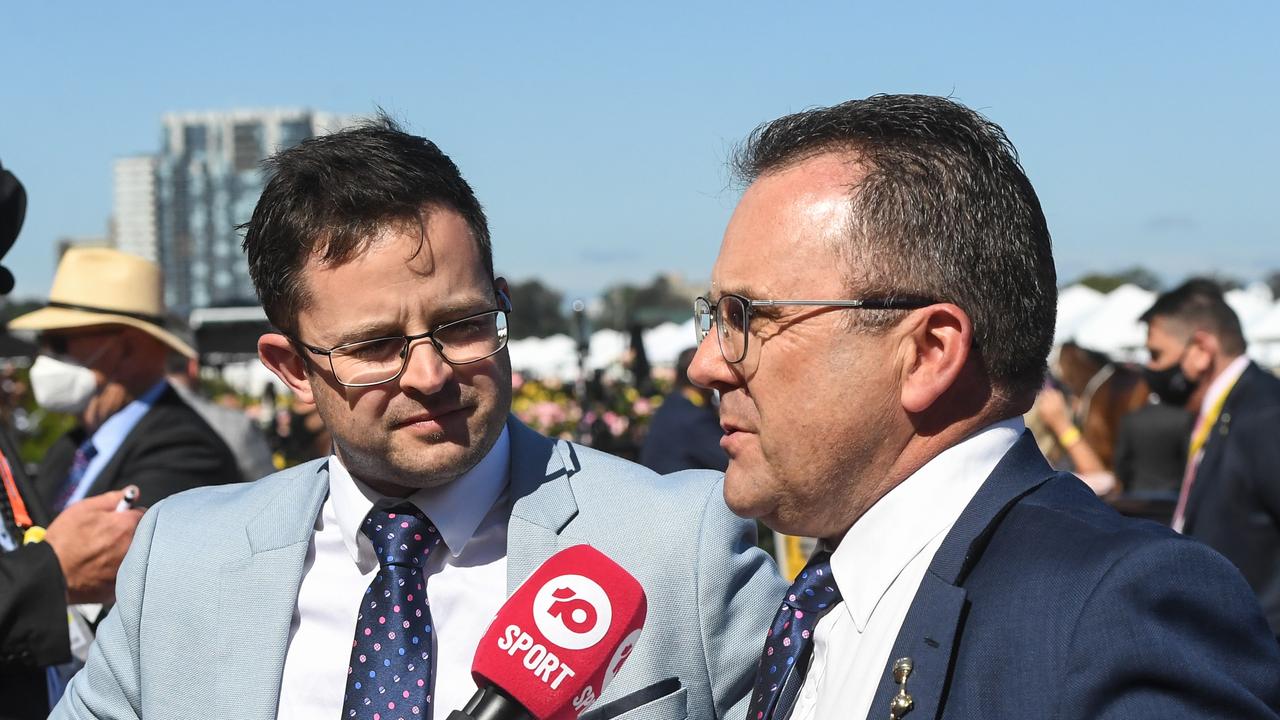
[1144,348,1197,408]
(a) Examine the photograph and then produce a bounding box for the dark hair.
[675,346,698,389]
[242,115,492,335]
[733,94,1056,401]
[1140,278,1246,355]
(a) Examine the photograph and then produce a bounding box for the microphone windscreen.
[471,545,647,720]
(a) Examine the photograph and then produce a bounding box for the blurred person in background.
[0,159,145,720]
[690,94,1278,718]
[8,248,242,517]
[1111,400,1191,497]
[1142,278,1280,637]
[277,394,331,466]
[164,352,276,480]
[641,346,728,473]
[1033,383,1116,495]
[1036,381,1191,523]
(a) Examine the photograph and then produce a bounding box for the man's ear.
[258,333,315,405]
[899,303,972,414]
[1185,329,1219,378]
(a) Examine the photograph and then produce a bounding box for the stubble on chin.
[340,411,507,493]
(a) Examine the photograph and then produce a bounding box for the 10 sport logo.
[533,574,613,650]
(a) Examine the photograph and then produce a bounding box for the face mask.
[1143,347,1197,408]
[29,354,100,415]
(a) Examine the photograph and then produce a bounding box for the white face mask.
[29,354,100,415]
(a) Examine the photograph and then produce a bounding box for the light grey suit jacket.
[51,417,784,720]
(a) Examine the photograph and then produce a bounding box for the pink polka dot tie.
[746,552,842,720]
[342,504,442,720]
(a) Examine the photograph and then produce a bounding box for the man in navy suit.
[640,347,729,474]
[1141,279,1280,637]
[689,94,1280,719]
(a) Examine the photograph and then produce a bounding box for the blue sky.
[2,1,1277,301]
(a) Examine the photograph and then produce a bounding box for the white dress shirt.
[276,427,511,720]
[789,418,1024,720]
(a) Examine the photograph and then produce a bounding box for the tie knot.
[361,504,441,568]
[784,552,841,613]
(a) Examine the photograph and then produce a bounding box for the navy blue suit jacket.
[1183,362,1280,635]
[861,432,1280,719]
[640,390,729,474]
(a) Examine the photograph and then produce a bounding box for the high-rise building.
[112,155,159,262]
[157,109,353,313]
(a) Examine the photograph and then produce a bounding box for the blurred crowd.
[2,348,724,480]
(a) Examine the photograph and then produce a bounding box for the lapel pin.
[889,657,914,719]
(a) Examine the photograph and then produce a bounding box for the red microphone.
[448,544,648,720]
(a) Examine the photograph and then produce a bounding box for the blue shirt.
[64,380,169,508]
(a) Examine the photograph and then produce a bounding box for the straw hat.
[9,247,196,358]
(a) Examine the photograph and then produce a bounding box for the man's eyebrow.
[327,321,404,346]
[323,296,495,346]
[430,296,494,318]
[709,283,766,301]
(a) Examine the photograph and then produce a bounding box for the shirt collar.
[1198,355,1250,421]
[328,425,511,567]
[829,417,1024,632]
[87,379,169,455]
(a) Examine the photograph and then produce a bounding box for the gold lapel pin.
[889,657,914,720]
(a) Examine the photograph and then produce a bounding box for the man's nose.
[397,338,453,394]
[688,333,735,391]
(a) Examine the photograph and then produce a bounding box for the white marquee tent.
[211,285,1280,396]
[1058,282,1280,367]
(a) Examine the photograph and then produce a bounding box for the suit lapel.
[864,432,1055,720]
[83,387,180,499]
[36,429,79,510]
[1184,363,1255,531]
[213,462,329,719]
[504,417,585,594]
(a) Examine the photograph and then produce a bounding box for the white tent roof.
[507,334,580,379]
[1054,284,1106,346]
[1251,304,1280,342]
[506,320,699,381]
[1054,281,1280,369]
[1227,283,1276,343]
[1070,284,1156,358]
[643,320,697,366]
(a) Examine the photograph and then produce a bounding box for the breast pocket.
[580,677,687,720]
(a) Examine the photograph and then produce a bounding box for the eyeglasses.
[693,294,933,364]
[296,308,509,387]
[39,328,121,356]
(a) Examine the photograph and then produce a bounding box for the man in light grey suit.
[52,118,782,720]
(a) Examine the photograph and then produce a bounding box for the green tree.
[1201,273,1243,292]
[1265,270,1280,299]
[596,275,696,330]
[1071,267,1162,293]
[0,297,43,324]
[506,279,568,339]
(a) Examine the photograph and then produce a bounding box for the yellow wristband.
[1058,426,1082,448]
[23,526,47,545]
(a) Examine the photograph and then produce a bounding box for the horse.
[1048,341,1151,470]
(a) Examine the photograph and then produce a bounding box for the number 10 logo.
[532,574,613,650]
